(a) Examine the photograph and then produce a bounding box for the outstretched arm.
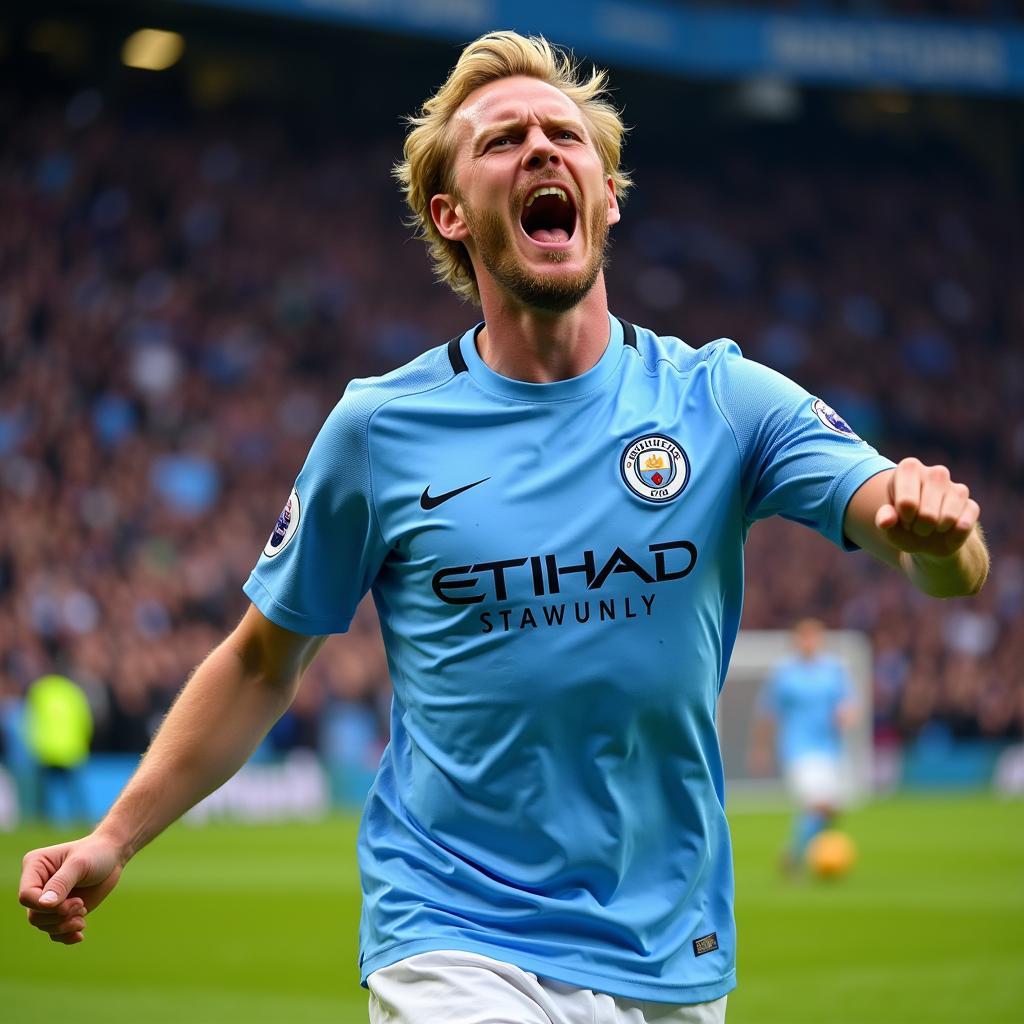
[843,458,989,598]
[18,604,324,944]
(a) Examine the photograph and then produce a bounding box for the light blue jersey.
[759,655,855,766]
[243,314,892,1004]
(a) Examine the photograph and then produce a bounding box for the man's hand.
[835,701,859,732]
[16,606,320,949]
[846,459,988,598]
[19,835,124,945]
[747,744,773,778]
[873,457,980,557]
[748,715,775,777]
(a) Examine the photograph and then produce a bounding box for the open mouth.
[520,185,577,245]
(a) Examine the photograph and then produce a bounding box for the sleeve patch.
[812,398,861,440]
[263,487,301,558]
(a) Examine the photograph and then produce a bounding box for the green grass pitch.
[2,794,1021,1023]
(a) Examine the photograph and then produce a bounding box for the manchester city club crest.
[811,398,861,439]
[264,487,301,558]
[620,434,690,503]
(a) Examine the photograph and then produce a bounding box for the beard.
[463,195,609,314]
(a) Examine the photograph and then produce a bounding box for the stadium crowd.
[0,82,1020,780]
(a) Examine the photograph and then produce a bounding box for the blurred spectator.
[25,672,93,823]
[0,677,30,828]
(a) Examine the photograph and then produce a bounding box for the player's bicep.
[710,342,893,547]
[843,469,901,569]
[229,603,328,689]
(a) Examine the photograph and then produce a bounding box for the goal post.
[717,629,874,809]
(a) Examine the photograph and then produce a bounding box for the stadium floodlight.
[733,77,802,120]
[122,29,184,71]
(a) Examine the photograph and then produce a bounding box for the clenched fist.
[873,457,980,558]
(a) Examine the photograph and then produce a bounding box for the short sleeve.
[708,341,894,550]
[243,388,389,635]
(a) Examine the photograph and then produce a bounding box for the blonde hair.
[395,31,632,304]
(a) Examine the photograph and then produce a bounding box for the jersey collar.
[458,312,626,404]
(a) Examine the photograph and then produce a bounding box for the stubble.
[464,198,610,314]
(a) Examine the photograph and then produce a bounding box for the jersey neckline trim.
[456,312,627,404]
[446,336,469,375]
[618,316,637,349]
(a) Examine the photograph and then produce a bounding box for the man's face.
[795,620,825,658]
[436,76,620,312]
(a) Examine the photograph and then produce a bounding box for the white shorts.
[786,753,845,808]
[367,949,728,1024]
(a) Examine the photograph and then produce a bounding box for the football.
[806,830,857,879]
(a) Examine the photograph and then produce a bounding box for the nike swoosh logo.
[420,477,491,510]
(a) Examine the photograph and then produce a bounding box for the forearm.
[901,525,989,598]
[93,638,299,862]
[748,717,775,774]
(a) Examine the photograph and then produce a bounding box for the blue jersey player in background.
[20,30,990,1024]
[751,619,859,874]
